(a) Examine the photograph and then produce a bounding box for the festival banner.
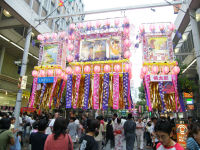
[73,74,81,109]
[113,73,119,109]
[144,75,152,111]
[102,73,110,110]
[30,78,38,108]
[39,83,47,106]
[172,75,178,111]
[49,77,58,108]
[93,74,100,109]
[83,74,91,109]
[123,73,129,109]
[150,75,172,82]
[66,75,73,108]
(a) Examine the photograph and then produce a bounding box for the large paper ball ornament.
[173,66,180,75]
[47,69,54,77]
[78,23,84,29]
[124,51,131,59]
[84,66,91,73]
[55,69,62,76]
[52,33,58,40]
[152,66,159,74]
[141,66,148,74]
[104,65,111,73]
[123,18,129,25]
[74,66,81,74]
[59,31,66,38]
[149,24,155,32]
[94,66,101,73]
[68,43,74,51]
[125,64,131,72]
[66,67,72,74]
[39,70,46,77]
[32,70,38,77]
[159,24,165,32]
[86,22,92,29]
[105,20,110,27]
[163,66,169,74]
[139,25,145,33]
[124,39,131,47]
[168,23,175,31]
[67,55,74,62]
[69,34,75,40]
[114,19,120,27]
[37,35,44,41]
[123,28,130,36]
[114,65,121,72]
[69,24,76,30]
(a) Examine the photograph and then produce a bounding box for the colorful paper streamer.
[113,73,119,109]
[102,73,110,110]
[66,75,73,108]
[83,74,91,109]
[30,78,38,108]
[93,74,100,109]
[73,74,81,109]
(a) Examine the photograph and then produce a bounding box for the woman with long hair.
[44,117,73,150]
[187,122,200,150]
[113,118,124,150]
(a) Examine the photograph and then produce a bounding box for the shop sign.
[176,124,188,148]
[183,92,193,98]
[186,98,194,105]
[150,75,172,82]
[187,105,194,110]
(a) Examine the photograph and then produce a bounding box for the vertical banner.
[176,123,188,148]
[123,73,129,109]
[179,93,186,112]
[93,74,100,110]
[128,74,132,109]
[144,75,152,111]
[30,78,38,107]
[49,77,58,108]
[102,73,110,110]
[73,74,81,109]
[39,83,47,106]
[113,73,119,110]
[158,82,166,111]
[66,75,73,108]
[172,75,178,111]
[83,74,90,109]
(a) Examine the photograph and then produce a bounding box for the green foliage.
[138,83,145,100]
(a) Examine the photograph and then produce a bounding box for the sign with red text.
[176,124,188,148]
[150,75,172,82]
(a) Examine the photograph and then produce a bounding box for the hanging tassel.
[102,73,110,110]
[66,75,73,108]
[83,74,91,109]
[30,77,38,108]
[113,73,119,110]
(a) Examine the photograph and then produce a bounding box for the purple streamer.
[102,73,110,110]
[55,80,63,106]
[143,81,149,107]
[123,73,129,109]
[83,74,90,109]
[39,83,47,105]
[66,75,73,108]
[179,93,186,112]
[158,82,166,112]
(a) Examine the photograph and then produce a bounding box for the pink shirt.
[44,134,73,150]
[156,143,184,150]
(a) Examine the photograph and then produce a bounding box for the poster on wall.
[108,37,121,59]
[41,44,59,66]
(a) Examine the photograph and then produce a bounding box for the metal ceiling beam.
[175,52,193,56]
[0,18,22,30]
[36,1,183,21]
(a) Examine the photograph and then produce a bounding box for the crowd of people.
[0,110,200,150]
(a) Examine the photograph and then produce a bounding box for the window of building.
[24,0,30,5]
[33,0,40,14]
[48,20,53,29]
[42,8,47,17]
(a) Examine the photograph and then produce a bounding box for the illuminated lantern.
[104,65,111,73]
[173,66,180,75]
[84,66,91,73]
[47,69,54,77]
[39,70,46,77]
[123,18,129,25]
[67,55,74,62]
[74,66,81,74]
[152,66,159,74]
[32,70,38,77]
[114,65,121,72]
[94,66,101,73]
[114,19,120,27]
[163,66,170,74]
[68,43,74,51]
[66,67,72,74]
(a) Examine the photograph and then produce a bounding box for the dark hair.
[10,117,16,121]
[108,119,112,125]
[0,118,11,130]
[188,122,200,138]
[151,117,157,122]
[113,113,118,118]
[17,131,23,136]
[155,119,172,135]
[127,113,132,119]
[70,117,76,121]
[32,121,39,129]
[117,118,121,124]
[53,117,67,140]
[87,119,100,132]
[38,119,48,131]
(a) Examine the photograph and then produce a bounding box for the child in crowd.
[155,120,184,150]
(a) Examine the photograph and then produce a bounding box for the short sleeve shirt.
[0,129,14,150]
[156,143,184,150]
[79,135,98,150]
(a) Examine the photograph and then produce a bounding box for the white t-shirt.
[49,119,55,127]
[45,119,55,135]
[136,122,144,135]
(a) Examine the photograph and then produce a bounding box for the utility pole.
[14,26,32,128]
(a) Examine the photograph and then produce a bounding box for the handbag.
[67,134,73,150]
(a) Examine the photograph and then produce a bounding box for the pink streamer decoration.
[49,77,58,109]
[93,74,100,110]
[128,74,131,110]
[113,73,119,110]
[30,78,38,108]
[59,81,66,102]
[144,75,152,111]
[172,75,178,112]
[73,74,81,109]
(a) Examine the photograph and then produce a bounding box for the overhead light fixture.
[196,8,200,22]
[182,34,188,41]
[31,32,35,37]
[3,9,11,17]
[175,48,179,53]
[5,91,8,95]
[0,34,10,42]
[182,59,197,74]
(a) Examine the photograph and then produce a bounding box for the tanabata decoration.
[29,18,134,110]
[140,23,185,113]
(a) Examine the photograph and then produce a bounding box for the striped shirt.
[187,137,200,150]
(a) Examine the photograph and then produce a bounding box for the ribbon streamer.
[30,78,38,108]
[123,73,129,109]
[144,75,152,111]
[102,73,110,110]
[172,75,178,112]
[158,82,166,112]
[49,77,58,109]
[39,83,47,106]
[113,73,119,109]
[83,74,91,109]
[179,93,186,112]
[93,74,100,109]
[73,74,81,109]
[128,73,132,109]
[66,75,73,108]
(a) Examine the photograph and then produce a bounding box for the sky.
[82,0,177,89]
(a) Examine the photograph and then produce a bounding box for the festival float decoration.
[29,18,134,110]
[140,23,185,112]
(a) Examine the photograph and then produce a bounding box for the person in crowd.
[30,119,48,150]
[150,117,159,150]
[68,117,79,149]
[81,114,88,133]
[30,121,38,134]
[95,116,104,150]
[48,112,60,134]
[0,118,15,150]
[44,117,73,150]
[106,119,114,149]
[155,119,184,150]
[112,113,118,124]
[10,117,18,134]
[124,113,136,150]
[79,119,100,150]
[113,118,124,150]
[10,131,22,150]
[187,122,200,150]
[146,121,153,148]
[136,118,145,150]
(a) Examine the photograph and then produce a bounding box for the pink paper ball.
[123,28,130,36]
[47,69,54,77]
[55,69,62,76]
[52,33,58,40]
[87,22,92,29]
[44,34,50,40]
[159,24,165,31]
[125,64,131,72]
[114,19,120,27]
[149,24,155,32]
[152,66,159,74]
[66,67,72,74]
[84,66,91,73]
[59,31,66,38]
[168,23,175,31]
[94,65,101,73]
[96,21,101,28]
[173,66,180,75]
[37,35,44,41]
[39,70,46,77]
[74,66,81,74]
[141,66,148,74]
[124,39,131,47]
[124,51,131,59]
[32,70,38,77]
[163,66,169,74]
[140,73,144,79]
[68,43,74,51]
[139,25,145,33]
[105,20,110,27]
[69,24,76,30]
[123,18,129,25]
[67,55,74,62]
[104,65,111,73]
[114,65,121,72]
[78,23,84,29]
[69,34,75,40]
